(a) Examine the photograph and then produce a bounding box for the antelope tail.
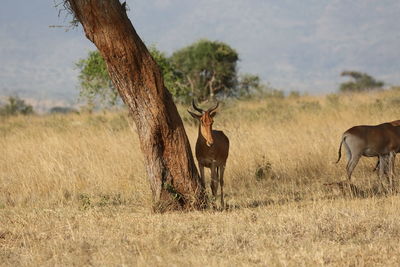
[336,137,345,164]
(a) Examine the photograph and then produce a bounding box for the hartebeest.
[373,120,400,172]
[188,100,229,207]
[336,122,400,188]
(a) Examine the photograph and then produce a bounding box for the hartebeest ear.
[187,110,201,119]
[210,111,217,118]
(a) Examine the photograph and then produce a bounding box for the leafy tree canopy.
[76,46,184,109]
[76,40,267,106]
[76,50,118,111]
[147,46,188,103]
[339,71,384,93]
[170,39,239,101]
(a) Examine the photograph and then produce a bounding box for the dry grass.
[2,89,400,266]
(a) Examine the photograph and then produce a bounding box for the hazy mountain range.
[1,0,399,106]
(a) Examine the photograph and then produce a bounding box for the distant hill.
[0,0,399,100]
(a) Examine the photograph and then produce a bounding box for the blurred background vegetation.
[0,96,34,117]
[74,39,281,111]
[0,38,393,115]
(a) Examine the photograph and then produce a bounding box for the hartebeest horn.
[192,100,204,114]
[208,102,219,114]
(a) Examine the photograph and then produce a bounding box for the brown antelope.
[336,122,400,188]
[373,120,400,172]
[188,100,229,207]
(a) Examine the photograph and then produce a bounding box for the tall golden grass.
[2,88,400,265]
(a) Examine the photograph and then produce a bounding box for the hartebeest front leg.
[388,152,396,189]
[378,155,386,182]
[198,163,206,190]
[378,154,394,191]
[210,161,218,198]
[390,152,396,175]
[219,165,225,208]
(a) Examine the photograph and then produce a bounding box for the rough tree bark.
[65,0,206,211]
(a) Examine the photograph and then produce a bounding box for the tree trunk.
[208,72,216,100]
[65,0,206,211]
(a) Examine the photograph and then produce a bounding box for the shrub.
[0,96,34,116]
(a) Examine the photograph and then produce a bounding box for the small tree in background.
[148,46,188,103]
[76,40,265,105]
[170,39,239,101]
[76,47,186,109]
[339,71,384,93]
[76,50,117,111]
[236,73,263,98]
[0,96,34,116]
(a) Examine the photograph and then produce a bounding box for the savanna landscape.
[2,88,400,266]
[2,0,400,266]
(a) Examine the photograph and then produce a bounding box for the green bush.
[339,71,384,92]
[0,96,34,116]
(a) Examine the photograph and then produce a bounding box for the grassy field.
[2,89,400,266]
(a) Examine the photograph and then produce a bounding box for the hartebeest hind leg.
[378,155,386,182]
[346,154,361,180]
[343,136,362,180]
